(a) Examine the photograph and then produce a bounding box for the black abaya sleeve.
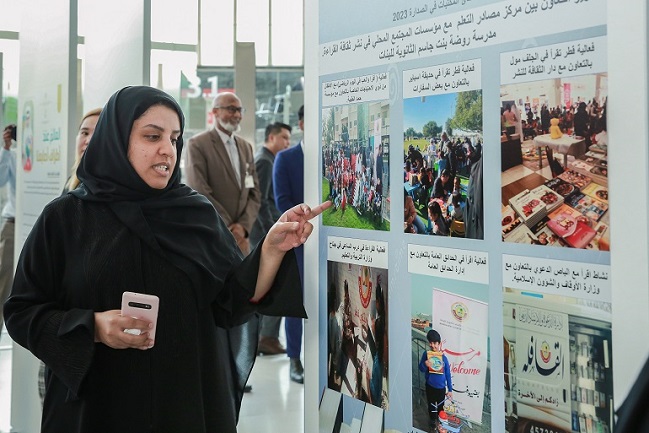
[211,238,306,328]
[3,201,95,399]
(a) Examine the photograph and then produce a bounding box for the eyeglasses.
[215,105,246,114]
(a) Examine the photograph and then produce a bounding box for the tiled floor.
[238,354,305,433]
[0,327,304,433]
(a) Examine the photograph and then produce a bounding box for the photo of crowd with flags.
[321,102,390,231]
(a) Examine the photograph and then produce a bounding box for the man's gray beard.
[217,118,241,133]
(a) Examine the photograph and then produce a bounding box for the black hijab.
[70,86,242,306]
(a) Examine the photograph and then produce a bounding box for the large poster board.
[314,0,612,432]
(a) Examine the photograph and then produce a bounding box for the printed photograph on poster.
[327,261,389,409]
[403,90,483,239]
[21,100,34,171]
[500,61,609,250]
[411,286,490,433]
[503,286,613,433]
[322,102,390,231]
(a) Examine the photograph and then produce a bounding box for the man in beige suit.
[185,92,261,255]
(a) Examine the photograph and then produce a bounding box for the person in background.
[417,167,432,207]
[437,131,451,174]
[404,189,426,234]
[63,108,102,192]
[404,160,412,183]
[419,329,453,429]
[3,86,329,432]
[540,104,551,134]
[367,277,386,407]
[451,176,462,198]
[465,142,483,240]
[426,138,436,168]
[432,169,451,200]
[427,201,449,236]
[573,101,590,145]
[185,92,261,392]
[327,283,343,390]
[185,92,260,256]
[273,105,306,384]
[406,144,424,172]
[449,192,464,223]
[0,124,16,329]
[503,103,517,137]
[250,122,292,356]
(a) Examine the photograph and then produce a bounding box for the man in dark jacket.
[251,122,292,355]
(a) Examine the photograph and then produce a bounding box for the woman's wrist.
[261,236,287,261]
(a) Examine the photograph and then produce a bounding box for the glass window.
[151,49,199,98]
[237,0,269,66]
[270,0,303,65]
[151,0,198,45]
[186,66,302,141]
[0,39,20,97]
[200,0,234,65]
[0,0,21,32]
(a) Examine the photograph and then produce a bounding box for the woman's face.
[75,114,99,159]
[127,104,180,189]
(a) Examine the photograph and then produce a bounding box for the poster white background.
[409,244,489,284]
[403,58,481,98]
[503,254,611,303]
[328,236,388,269]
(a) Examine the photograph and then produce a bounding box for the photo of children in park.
[321,102,390,231]
[500,73,610,250]
[411,284,491,433]
[327,261,389,409]
[403,91,484,240]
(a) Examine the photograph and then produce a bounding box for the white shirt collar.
[215,126,234,145]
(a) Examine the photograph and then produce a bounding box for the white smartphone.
[121,292,159,341]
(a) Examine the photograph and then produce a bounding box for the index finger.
[305,200,332,220]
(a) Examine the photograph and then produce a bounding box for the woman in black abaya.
[4,86,329,433]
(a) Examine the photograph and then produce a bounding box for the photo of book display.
[533,226,564,247]
[501,205,522,240]
[529,185,563,213]
[581,183,608,204]
[590,166,608,177]
[545,205,596,249]
[508,189,547,228]
[584,156,607,167]
[564,192,609,222]
[571,160,594,172]
[587,221,610,251]
[505,224,539,245]
[558,170,592,189]
[502,173,610,250]
[545,177,578,198]
[585,150,607,161]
